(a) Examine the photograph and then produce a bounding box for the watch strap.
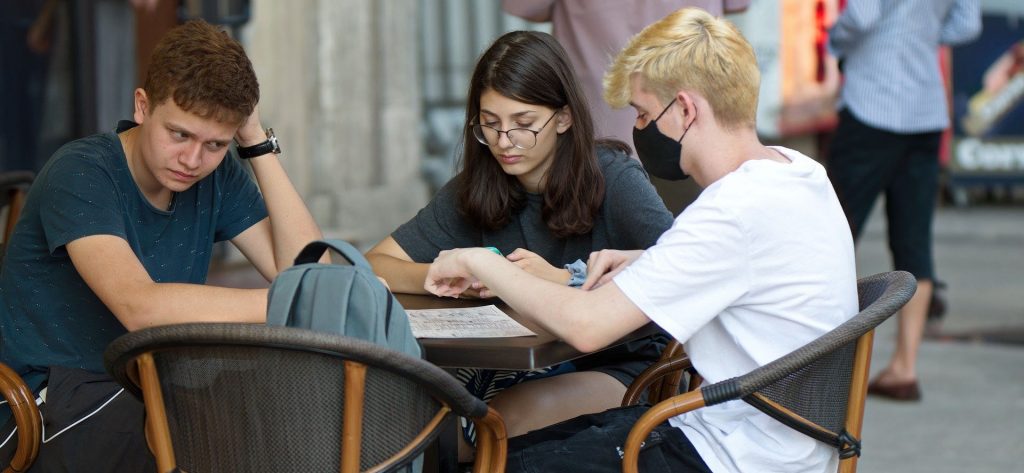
[236,128,280,159]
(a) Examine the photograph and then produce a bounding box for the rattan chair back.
[622,271,917,473]
[105,323,507,473]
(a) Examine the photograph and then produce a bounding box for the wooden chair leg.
[341,362,367,473]
[135,354,177,473]
[839,331,875,473]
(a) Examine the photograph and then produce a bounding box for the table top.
[396,293,660,370]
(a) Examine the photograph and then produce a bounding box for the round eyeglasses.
[471,112,557,150]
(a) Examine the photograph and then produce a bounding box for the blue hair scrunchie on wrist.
[564,259,588,288]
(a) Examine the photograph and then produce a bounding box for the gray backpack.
[266,239,421,358]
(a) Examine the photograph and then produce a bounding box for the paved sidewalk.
[854,205,1024,473]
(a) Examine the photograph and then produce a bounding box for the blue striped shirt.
[829,0,981,134]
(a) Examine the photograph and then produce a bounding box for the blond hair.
[604,8,760,129]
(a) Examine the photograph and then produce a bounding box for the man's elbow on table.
[105,285,173,331]
[560,323,641,354]
[563,333,611,354]
[548,286,651,354]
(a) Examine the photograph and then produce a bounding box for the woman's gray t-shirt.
[393,147,673,265]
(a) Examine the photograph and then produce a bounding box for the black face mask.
[632,99,692,181]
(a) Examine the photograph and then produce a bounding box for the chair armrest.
[0,362,41,473]
[621,356,694,407]
[622,389,706,473]
[470,407,508,473]
[660,340,684,360]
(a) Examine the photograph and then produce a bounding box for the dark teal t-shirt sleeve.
[603,156,674,249]
[38,154,127,254]
[391,179,480,263]
[213,152,268,242]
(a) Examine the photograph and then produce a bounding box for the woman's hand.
[581,249,644,290]
[507,248,570,284]
[470,248,570,298]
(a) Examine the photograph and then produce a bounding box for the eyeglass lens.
[472,126,538,149]
[471,112,556,150]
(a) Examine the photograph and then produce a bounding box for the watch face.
[266,128,281,154]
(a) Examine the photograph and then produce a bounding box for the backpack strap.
[293,239,370,269]
[266,266,312,326]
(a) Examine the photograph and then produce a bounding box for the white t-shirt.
[614,147,858,473]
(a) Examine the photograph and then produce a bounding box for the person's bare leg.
[456,371,625,461]
[491,371,625,437]
[874,279,932,384]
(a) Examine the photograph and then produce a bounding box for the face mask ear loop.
[653,98,677,123]
[677,105,696,143]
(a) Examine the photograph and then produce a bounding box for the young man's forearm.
[456,250,644,352]
[248,154,324,270]
[109,283,268,331]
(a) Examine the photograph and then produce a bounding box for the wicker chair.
[621,271,917,473]
[0,171,39,473]
[620,339,699,407]
[104,323,507,473]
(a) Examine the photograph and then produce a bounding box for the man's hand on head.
[235,106,266,147]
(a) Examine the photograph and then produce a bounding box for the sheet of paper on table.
[406,304,537,338]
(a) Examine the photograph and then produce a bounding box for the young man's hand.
[581,249,644,290]
[424,248,493,298]
[235,106,267,147]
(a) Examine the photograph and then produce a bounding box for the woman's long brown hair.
[456,31,607,238]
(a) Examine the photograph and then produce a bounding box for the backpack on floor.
[266,239,421,358]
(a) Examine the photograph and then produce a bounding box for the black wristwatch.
[236,128,281,159]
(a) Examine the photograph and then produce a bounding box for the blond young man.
[0,20,321,470]
[422,8,858,473]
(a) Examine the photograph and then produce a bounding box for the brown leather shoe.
[867,379,921,401]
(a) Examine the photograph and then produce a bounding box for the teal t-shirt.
[0,121,268,394]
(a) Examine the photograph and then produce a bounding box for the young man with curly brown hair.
[0,20,322,470]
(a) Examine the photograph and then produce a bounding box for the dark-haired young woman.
[366,30,673,449]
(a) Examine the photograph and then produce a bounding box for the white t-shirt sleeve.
[613,199,750,344]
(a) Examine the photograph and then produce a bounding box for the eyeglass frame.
[470,112,558,150]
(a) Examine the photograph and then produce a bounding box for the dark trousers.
[827,108,941,280]
[506,405,712,473]
[0,367,155,472]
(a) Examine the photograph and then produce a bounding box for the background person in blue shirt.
[827,0,981,401]
[0,20,323,470]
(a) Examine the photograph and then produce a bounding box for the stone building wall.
[245,0,427,247]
